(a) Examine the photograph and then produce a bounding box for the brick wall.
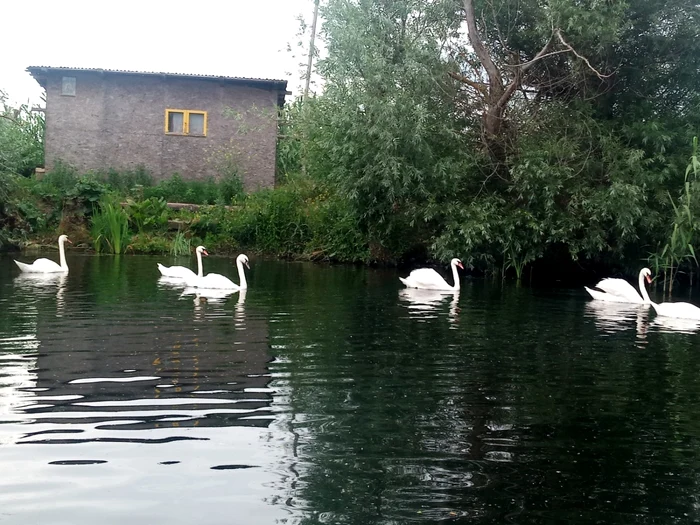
[43,71,283,191]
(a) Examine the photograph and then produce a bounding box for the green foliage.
[129,233,171,254]
[310,0,475,242]
[650,137,700,294]
[0,92,44,176]
[126,197,169,233]
[142,173,243,205]
[170,231,191,256]
[91,197,130,254]
[277,99,304,176]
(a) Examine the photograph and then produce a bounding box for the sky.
[1,0,318,106]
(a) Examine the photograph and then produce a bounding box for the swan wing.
[400,268,452,290]
[157,264,196,279]
[14,258,65,273]
[590,278,643,303]
[584,285,638,303]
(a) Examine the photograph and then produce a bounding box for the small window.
[165,109,207,136]
[61,77,76,96]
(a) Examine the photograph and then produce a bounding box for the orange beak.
[646,274,652,283]
[202,250,209,256]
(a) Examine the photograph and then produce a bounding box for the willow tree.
[306,0,479,250]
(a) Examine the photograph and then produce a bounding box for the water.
[1,253,700,524]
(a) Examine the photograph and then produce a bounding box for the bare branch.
[555,30,614,79]
[448,71,489,96]
[504,48,570,70]
[463,0,503,89]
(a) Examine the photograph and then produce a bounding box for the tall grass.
[170,231,191,256]
[91,197,130,254]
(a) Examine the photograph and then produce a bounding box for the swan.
[157,245,208,280]
[584,268,652,304]
[399,258,464,291]
[14,234,72,273]
[185,254,250,290]
[650,300,700,321]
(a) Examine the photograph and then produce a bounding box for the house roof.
[26,66,290,105]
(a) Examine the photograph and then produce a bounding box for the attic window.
[165,109,207,136]
[61,77,76,96]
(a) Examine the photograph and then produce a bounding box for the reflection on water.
[650,315,700,333]
[399,287,460,324]
[2,255,700,524]
[584,300,648,332]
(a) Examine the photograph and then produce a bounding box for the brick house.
[27,66,289,191]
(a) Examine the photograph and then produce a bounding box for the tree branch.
[463,0,503,89]
[555,29,613,79]
[448,71,489,96]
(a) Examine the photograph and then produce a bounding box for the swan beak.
[66,238,73,244]
[457,262,464,270]
[202,250,209,256]
[646,275,652,283]
[244,261,250,269]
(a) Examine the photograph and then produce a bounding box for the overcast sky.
[1,0,317,106]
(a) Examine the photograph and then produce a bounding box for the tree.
[0,91,44,176]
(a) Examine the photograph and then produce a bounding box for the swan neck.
[196,250,204,278]
[58,238,68,270]
[638,270,651,303]
[237,259,248,289]
[451,261,460,290]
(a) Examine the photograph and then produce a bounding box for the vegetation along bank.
[2,0,699,287]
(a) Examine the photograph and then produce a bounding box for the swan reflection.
[650,315,700,334]
[235,288,247,325]
[399,288,460,322]
[13,273,67,316]
[157,276,188,290]
[181,286,237,303]
[584,301,648,334]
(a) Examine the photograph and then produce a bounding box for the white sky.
[1,0,318,106]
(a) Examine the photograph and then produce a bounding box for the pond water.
[1,252,700,524]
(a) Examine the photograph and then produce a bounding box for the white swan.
[584,268,652,304]
[14,234,71,273]
[157,245,208,280]
[650,300,700,321]
[185,254,250,290]
[399,258,464,291]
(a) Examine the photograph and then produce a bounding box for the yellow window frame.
[164,109,208,136]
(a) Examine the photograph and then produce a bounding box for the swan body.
[400,258,464,291]
[584,268,652,304]
[185,254,250,290]
[650,301,700,321]
[157,246,208,280]
[14,235,71,273]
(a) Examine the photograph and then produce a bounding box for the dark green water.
[1,253,700,524]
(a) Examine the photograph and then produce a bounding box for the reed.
[91,198,130,254]
[170,230,191,256]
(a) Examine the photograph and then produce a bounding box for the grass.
[91,197,130,254]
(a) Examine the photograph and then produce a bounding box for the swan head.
[58,234,72,245]
[237,254,250,269]
[641,267,652,284]
[451,258,464,270]
[195,245,209,256]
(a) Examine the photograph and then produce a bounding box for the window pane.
[61,77,76,96]
[189,113,205,135]
[168,112,184,133]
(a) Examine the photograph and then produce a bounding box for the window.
[61,77,76,96]
[165,109,207,136]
